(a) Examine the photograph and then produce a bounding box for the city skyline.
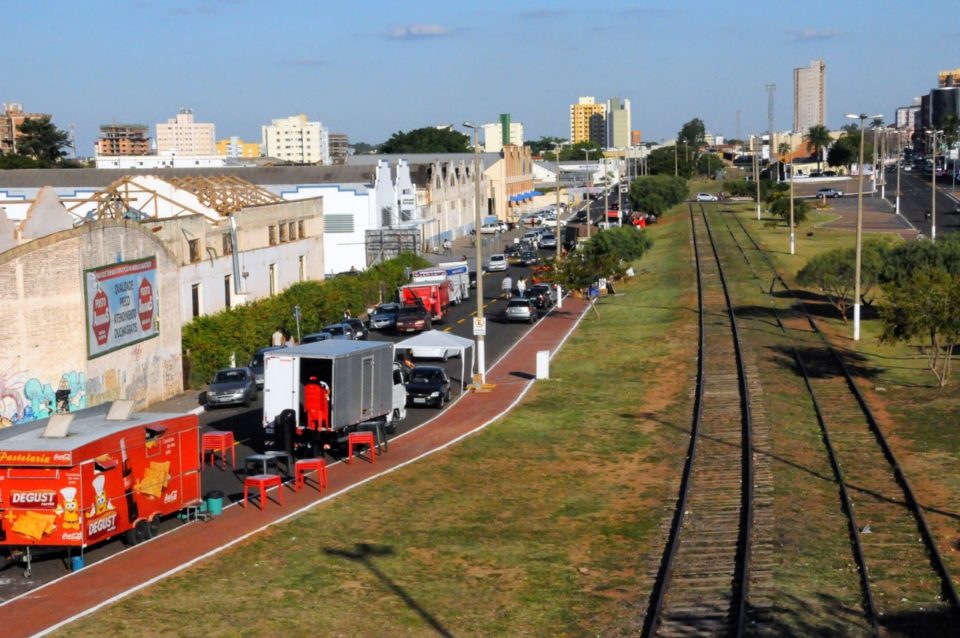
[4,0,954,155]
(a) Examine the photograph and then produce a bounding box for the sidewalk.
[0,296,589,637]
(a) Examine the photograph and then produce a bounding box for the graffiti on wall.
[0,369,87,428]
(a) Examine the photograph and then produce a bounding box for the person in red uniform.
[303,376,330,433]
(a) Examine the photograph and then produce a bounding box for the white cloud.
[789,28,841,42]
[388,24,451,40]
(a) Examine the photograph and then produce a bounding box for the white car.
[486,253,507,271]
[479,222,501,234]
[695,192,719,202]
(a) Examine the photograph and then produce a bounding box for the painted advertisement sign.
[83,257,159,359]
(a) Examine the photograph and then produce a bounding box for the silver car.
[205,367,257,408]
[505,298,538,324]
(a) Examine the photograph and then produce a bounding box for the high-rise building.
[938,68,960,87]
[328,133,349,164]
[631,130,642,146]
[1,102,51,155]
[95,124,150,156]
[793,60,826,133]
[570,97,606,146]
[216,136,260,158]
[261,114,330,165]
[155,108,216,155]
[482,114,524,153]
[606,97,631,148]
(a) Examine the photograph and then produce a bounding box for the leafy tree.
[647,145,693,177]
[678,118,706,150]
[796,239,891,321]
[379,127,470,154]
[559,140,603,162]
[769,196,810,225]
[528,136,567,157]
[722,179,754,197]
[555,226,653,291]
[628,175,688,216]
[351,141,379,154]
[0,154,40,169]
[697,153,725,177]
[13,117,70,166]
[879,267,960,386]
[881,232,960,285]
[828,128,875,171]
[805,124,832,172]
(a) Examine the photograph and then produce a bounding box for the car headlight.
[429,391,440,398]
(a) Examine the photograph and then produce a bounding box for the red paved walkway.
[1,297,589,637]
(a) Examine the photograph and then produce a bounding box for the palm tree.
[805,124,832,173]
[778,142,791,181]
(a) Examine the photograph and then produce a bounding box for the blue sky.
[5,0,954,155]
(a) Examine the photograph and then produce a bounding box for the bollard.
[536,350,550,380]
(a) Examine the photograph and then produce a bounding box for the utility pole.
[766,83,777,178]
[583,149,593,240]
[753,137,761,220]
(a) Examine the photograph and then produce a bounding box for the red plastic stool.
[347,431,376,464]
[243,474,283,510]
[202,430,235,469]
[294,458,328,492]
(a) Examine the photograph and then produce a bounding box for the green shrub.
[628,175,688,216]
[182,253,428,388]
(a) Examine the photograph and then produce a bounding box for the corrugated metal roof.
[272,339,392,359]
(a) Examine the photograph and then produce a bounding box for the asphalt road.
[882,168,960,238]
[0,220,572,599]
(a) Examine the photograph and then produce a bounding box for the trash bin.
[71,555,85,571]
[205,490,225,516]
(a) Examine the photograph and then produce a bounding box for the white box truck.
[438,260,470,302]
[262,341,407,455]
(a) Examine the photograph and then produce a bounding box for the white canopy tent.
[394,329,475,389]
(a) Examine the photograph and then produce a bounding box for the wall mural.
[0,369,87,428]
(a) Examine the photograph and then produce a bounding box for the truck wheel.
[386,410,400,435]
[125,521,150,546]
[147,517,160,539]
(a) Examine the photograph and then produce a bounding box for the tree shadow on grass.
[324,543,454,638]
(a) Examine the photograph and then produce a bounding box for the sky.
[5,0,955,155]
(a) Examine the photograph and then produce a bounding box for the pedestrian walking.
[442,238,452,255]
[501,275,513,299]
[517,277,526,299]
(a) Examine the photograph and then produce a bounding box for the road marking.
[457,318,465,324]
[443,326,452,332]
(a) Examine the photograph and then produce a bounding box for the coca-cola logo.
[61,532,83,542]
[87,511,118,538]
[92,287,111,346]
[11,490,57,508]
[163,490,178,504]
[53,453,71,463]
[138,278,154,332]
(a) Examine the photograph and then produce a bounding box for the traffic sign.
[473,317,486,336]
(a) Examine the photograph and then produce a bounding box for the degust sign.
[84,257,159,358]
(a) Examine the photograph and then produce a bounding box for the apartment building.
[1,102,51,154]
[482,114,524,153]
[216,136,261,158]
[156,108,216,155]
[261,114,330,165]
[95,123,151,156]
[793,59,827,133]
[606,97,631,148]
[570,97,606,146]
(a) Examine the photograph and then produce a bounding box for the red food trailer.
[0,403,201,575]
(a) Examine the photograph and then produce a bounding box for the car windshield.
[375,304,399,315]
[410,370,443,384]
[397,307,424,318]
[324,325,345,335]
[214,370,246,383]
[490,255,505,262]
[249,354,264,367]
[509,300,531,308]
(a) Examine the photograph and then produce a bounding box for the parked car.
[248,346,285,388]
[368,302,401,331]
[205,367,258,408]
[696,192,719,202]
[519,251,540,267]
[343,317,369,340]
[405,365,451,408]
[816,187,843,198]
[479,221,501,234]
[395,304,432,333]
[320,322,357,340]
[505,297,538,323]
[522,230,541,248]
[301,331,332,344]
[486,253,507,272]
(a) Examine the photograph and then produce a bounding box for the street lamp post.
[928,129,942,242]
[603,157,609,229]
[553,144,565,308]
[845,112,882,342]
[789,154,795,255]
[463,122,486,383]
[583,149,593,240]
[895,127,902,215]
[752,137,761,220]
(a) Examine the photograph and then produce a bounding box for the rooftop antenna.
[766,83,776,164]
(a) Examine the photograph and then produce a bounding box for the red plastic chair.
[294,458,328,492]
[201,430,235,469]
[347,431,376,464]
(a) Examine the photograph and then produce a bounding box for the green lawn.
[59,213,700,637]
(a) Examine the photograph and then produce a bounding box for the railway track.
[714,206,960,635]
[641,204,754,636]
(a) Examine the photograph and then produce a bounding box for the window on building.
[298,220,305,238]
[279,222,287,243]
[191,283,201,318]
[288,221,297,241]
[224,275,232,308]
[188,238,201,263]
[222,233,232,255]
[299,255,305,281]
[269,263,277,295]
[268,225,277,245]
